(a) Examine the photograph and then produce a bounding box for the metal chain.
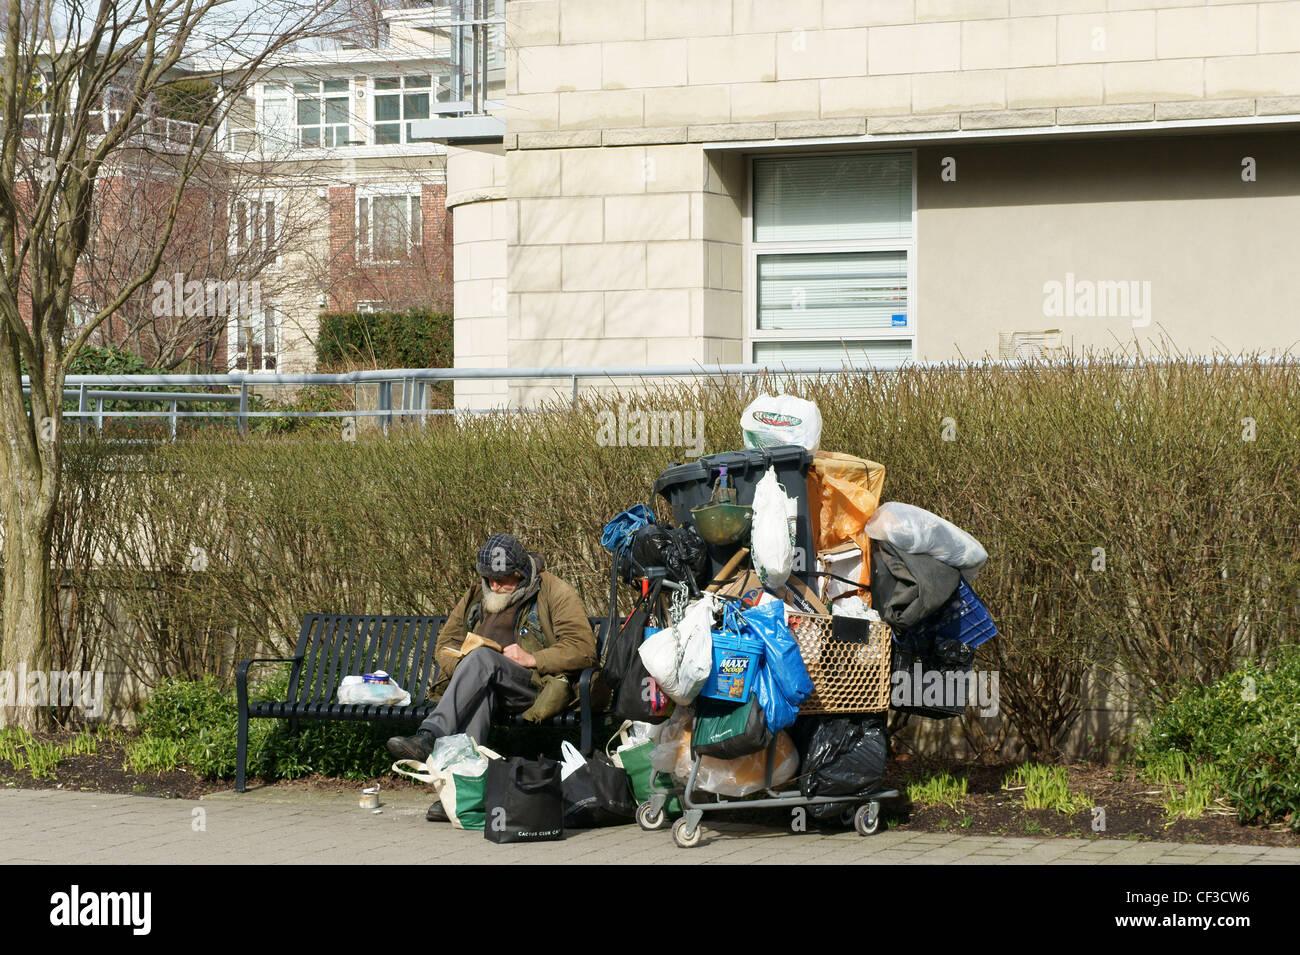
[669,586,689,625]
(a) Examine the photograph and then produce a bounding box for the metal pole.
[169,401,178,441]
[379,381,391,436]
[95,397,103,434]
[571,375,577,407]
[238,382,248,435]
[78,383,87,438]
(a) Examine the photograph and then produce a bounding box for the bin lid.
[653,445,812,498]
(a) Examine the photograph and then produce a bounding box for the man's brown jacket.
[431,571,596,699]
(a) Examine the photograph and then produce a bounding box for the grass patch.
[1005,764,1092,814]
[908,770,968,811]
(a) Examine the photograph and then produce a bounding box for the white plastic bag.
[337,674,411,706]
[741,394,823,452]
[830,595,881,623]
[864,502,989,576]
[638,594,717,705]
[751,467,796,589]
[559,741,587,781]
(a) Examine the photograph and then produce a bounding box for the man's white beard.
[481,587,514,614]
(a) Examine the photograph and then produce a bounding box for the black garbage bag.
[798,714,888,799]
[562,753,637,828]
[620,523,709,589]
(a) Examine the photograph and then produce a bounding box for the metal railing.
[21,356,1295,440]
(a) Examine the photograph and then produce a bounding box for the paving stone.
[3,789,1298,864]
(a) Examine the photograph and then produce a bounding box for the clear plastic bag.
[649,707,694,778]
[864,502,988,576]
[431,734,488,776]
[336,675,411,706]
[751,467,796,589]
[648,709,798,797]
[694,732,799,797]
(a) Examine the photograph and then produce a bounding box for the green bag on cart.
[608,729,681,817]
[692,694,772,760]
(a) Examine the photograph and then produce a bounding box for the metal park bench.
[235,612,610,792]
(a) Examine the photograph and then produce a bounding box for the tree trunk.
[1,437,57,732]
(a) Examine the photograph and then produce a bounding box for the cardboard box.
[717,569,829,615]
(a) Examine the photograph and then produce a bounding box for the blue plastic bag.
[725,601,812,733]
[601,504,655,553]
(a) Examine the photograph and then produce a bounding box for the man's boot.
[386,729,437,761]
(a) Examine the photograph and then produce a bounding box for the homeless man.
[386,534,597,816]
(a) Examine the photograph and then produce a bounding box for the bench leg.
[236,712,249,793]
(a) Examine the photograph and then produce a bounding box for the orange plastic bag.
[807,451,886,589]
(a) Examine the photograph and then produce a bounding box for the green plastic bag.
[692,694,773,760]
[616,738,681,818]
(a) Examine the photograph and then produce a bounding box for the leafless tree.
[0,0,344,729]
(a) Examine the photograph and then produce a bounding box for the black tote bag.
[484,756,564,844]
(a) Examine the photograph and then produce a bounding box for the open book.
[444,632,503,659]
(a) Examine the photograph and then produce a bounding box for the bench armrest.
[237,656,303,711]
[576,666,597,755]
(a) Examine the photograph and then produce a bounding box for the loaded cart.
[637,605,900,849]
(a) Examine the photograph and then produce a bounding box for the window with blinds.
[750,152,914,367]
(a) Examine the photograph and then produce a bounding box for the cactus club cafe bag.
[484,756,564,844]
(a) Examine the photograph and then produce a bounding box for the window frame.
[371,74,433,145]
[744,149,918,367]
[356,187,424,264]
[293,78,352,148]
[228,300,281,372]
[229,190,283,271]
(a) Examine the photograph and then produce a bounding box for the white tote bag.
[637,594,717,706]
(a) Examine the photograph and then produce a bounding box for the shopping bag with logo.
[692,693,773,759]
[484,755,565,843]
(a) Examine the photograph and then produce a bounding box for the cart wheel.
[838,805,857,828]
[672,816,703,848]
[637,802,668,831]
[854,801,882,836]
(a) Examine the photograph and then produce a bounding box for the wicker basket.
[788,611,892,714]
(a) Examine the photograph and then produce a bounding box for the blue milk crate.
[902,579,998,649]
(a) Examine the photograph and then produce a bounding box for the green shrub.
[1134,646,1300,830]
[129,675,413,782]
[54,358,1300,760]
[316,309,453,370]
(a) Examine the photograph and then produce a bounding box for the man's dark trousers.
[419,648,538,743]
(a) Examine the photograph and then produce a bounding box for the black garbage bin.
[653,445,815,590]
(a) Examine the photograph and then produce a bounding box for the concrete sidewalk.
[3,787,1297,865]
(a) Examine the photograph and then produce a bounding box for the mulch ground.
[3,729,1297,846]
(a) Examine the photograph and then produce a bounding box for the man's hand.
[503,644,537,668]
